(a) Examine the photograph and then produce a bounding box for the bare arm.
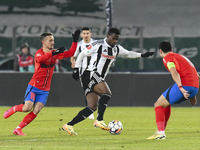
[70,56,76,68]
[169,67,190,99]
[198,73,200,83]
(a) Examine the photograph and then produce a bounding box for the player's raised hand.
[72,68,79,81]
[141,52,154,58]
[52,46,65,56]
[72,30,81,42]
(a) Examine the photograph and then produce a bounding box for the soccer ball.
[108,120,123,135]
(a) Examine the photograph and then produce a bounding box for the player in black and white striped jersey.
[70,27,97,120]
[62,27,154,135]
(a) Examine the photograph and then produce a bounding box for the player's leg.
[63,92,98,135]
[81,73,95,119]
[164,105,171,129]
[3,84,35,119]
[13,100,35,136]
[147,83,186,140]
[13,87,48,136]
[3,104,24,119]
[147,95,169,140]
[93,81,111,131]
[189,96,197,105]
[86,93,95,119]
[15,102,44,132]
[93,81,111,121]
[154,95,170,131]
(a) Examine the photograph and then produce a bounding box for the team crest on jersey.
[87,45,92,50]
[36,53,42,57]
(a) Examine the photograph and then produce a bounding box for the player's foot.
[4,105,17,119]
[13,128,26,136]
[147,131,166,140]
[88,113,94,120]
[93,120,110,131]
[62,124,77,135]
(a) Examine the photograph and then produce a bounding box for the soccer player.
[62,27,154,135]
[3,30,80,136]
[147,41,200,140]
[70,27,97,120]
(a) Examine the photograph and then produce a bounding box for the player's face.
[81,30,91,43]
[106,33,119,47]
[43,35,55,50]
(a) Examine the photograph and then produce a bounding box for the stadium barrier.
[0,72,199,107]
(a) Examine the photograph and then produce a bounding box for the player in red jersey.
[147,41,200,140]
[3,30,80,136]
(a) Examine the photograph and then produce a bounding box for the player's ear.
[106,34,110,38]
[159,49,163,56]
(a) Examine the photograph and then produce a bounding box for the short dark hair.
[82,27,90,31]
[159,41,172,53]
[107,27,120,35]
[40,32,53,41]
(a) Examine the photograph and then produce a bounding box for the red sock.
[18,111,37,129]
[155,106,165,131]
[164,105,171,129]
[15,104,24,112]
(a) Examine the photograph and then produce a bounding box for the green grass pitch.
[0,106,200,150]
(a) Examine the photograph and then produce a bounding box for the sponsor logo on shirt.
[101,53,116,59]
[41,63,54,68]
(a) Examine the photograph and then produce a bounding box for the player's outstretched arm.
[36,48,65,63]
[61,30,80,58]
[52,47,66,56]
[141,52,154,58]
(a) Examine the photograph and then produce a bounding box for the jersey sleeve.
[56,42,77,59]
[118,45,141,58]
[35,51,52,63]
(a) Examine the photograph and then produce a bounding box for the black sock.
[97,94,111,121]
[67,106,94,126]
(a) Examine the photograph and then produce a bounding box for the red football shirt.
[29,42,77,91]
[163,52,199,88]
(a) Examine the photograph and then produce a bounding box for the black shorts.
[81,70,103,96]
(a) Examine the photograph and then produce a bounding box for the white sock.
[158,131,165,134]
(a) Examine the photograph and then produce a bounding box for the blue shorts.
[162,83,199,105]
[24,84,49,105]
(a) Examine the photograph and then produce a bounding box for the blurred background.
[0,0,200,72]
[1,0,200,106]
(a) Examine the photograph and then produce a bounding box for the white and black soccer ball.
[108,120,123,135]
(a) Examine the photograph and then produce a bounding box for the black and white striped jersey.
[75,38,142,79]
[74,38,96,75]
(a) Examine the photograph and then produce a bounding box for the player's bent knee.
[88,104,97,111]
[22,107,32,112]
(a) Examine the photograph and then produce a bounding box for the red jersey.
[163,52,199,88]
[29,42,77,91]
